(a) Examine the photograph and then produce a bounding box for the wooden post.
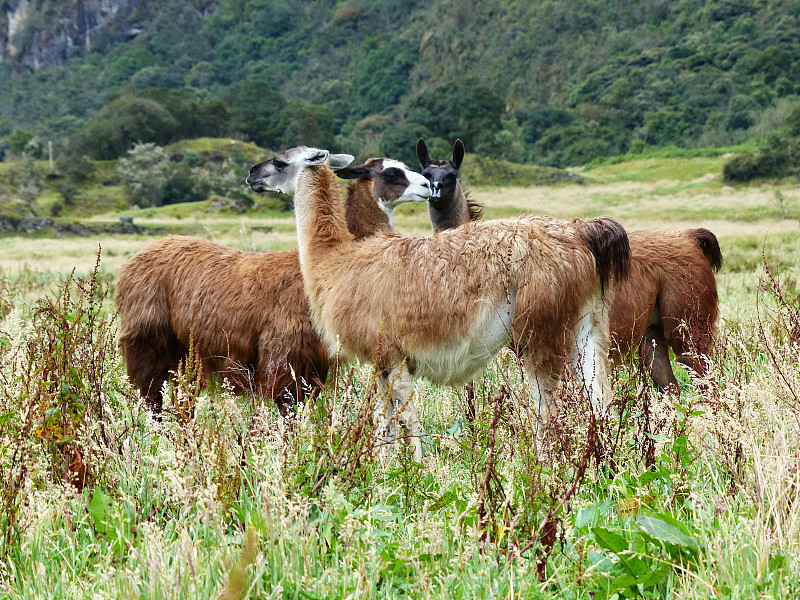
[48,140,53,169]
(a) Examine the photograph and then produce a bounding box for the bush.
[7,129,34,154]
[161,164,210,205]
[224,79,287,149]
[0,256,120,551]
[404,76,505,154]
[723,150,787,183]
[117,143,172,207]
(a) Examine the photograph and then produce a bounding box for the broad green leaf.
[429,490,459,512]
[626,556,651,576]
[89,489,112,534]
[636,565,669,588]
[588,551,614,573]
[636,515,698,548]
[575,500,615,528]
[609,572,636,591]
[592,527,628,554]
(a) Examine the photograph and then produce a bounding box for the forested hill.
[3,0,800,167]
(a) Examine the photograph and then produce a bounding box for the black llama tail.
[689,228,723,272]
[580,217,631,293]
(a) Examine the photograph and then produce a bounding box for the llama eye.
[273,159,288,170]
[383,168,401,181]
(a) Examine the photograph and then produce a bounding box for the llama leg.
[140,372,168,412]
[571,308,613,419]
[375,370,397,458]
[529,371,557,425]
[640,326,679,394]
[122,334,182,413]
[377,364,422,462]
[393,365,422,463]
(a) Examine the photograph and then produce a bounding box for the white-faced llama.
[116,150,430,413]
[247,146,631,462]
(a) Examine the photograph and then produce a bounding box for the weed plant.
[0,255,799,598]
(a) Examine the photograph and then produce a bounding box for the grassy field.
[1,154,799,598]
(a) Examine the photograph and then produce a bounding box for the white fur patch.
[569,299,608,414]
[412,293,516,386]
[382,159,408,170]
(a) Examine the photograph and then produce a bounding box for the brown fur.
[116,176,395,412]
[345,178,392,239]
[609,228,721,390]
[293,165,629,422]
[421,181,722,392]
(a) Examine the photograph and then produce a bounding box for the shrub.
[0,254,120,552]
[379,123,434,167]
[117,143,172,207]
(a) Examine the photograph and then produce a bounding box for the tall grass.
[0,247,799,599]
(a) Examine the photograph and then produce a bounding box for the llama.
[116,150,430,413]
[247,146,631,462]
[416,138,722,394]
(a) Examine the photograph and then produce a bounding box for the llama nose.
[431,182,442,198]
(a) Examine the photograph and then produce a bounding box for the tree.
[8,129,35,154]
[224,79,288,149]
[282,104,335,150]
[403,77,505,153]
[379,123,434,166]
[80,96,178,160]
[137,88,230,140]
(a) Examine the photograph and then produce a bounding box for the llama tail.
[689,228,723,272]
[580,217,631,293]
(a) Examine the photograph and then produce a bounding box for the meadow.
[1,153,799,599]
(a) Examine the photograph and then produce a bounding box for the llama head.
[335,158,431,210]
[246,146,354,195]
[416,138,465,203]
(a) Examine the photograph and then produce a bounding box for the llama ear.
[328,154,355,168]
[299,148,330,165]
[334,165,369,180]
[416,138,432,168]
[451,139,465,170]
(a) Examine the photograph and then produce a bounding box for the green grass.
[2,152,800,598]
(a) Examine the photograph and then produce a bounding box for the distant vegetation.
[3,0,800,180]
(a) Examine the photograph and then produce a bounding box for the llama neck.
[428,182,471,233]
[294,165,354,268]
[345,179,393,240]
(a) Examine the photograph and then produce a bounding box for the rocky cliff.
[1,0,143,71]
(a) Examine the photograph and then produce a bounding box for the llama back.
[305,215,608,374]
[116,236,325,398]
[611,229,720,360]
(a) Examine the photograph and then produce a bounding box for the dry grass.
[2,157,800,598]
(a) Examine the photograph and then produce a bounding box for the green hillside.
[3,0,800,170]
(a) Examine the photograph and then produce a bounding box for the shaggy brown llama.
[116,151,430,413]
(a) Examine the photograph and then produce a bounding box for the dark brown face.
[416,138,465,205]
[335,158,431,208]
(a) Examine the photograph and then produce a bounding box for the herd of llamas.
[115,140,722,461]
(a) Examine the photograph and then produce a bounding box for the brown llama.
[116,151,431,413]
[247,146,631,461]
[416,137,722,394]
